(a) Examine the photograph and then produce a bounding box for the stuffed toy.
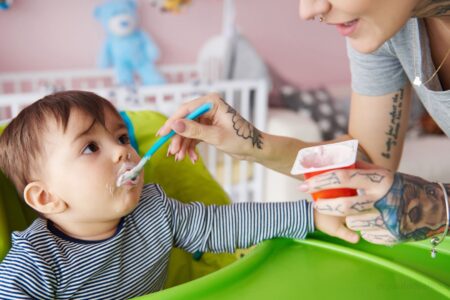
[95,0,165,86]
[0,0,13,10]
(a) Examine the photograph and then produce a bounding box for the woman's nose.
[298,0,331,20]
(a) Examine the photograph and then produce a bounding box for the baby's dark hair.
[0,90,121,194]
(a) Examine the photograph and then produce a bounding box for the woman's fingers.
[360,229,398,245]
[346,212,387,231]
[171,119,223,146]
[168,134,183,155]
[313,195,376,216]
[158,93,222,136]
[300,168,393,198]
[176,137,191,162]
[188,144,198,164]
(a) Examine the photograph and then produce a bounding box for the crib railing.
[0,65,199,94]
[0,66,268,203]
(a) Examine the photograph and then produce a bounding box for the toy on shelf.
[0,0,13,10]
[149,0,191,13]
[94,0,166,86]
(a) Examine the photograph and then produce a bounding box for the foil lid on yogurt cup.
[290,139,359,175]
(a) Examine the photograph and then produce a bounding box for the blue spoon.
[116,102,213,186]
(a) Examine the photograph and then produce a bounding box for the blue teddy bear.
[95,0,166,86]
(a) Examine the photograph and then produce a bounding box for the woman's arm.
[348,85,412,171]
[159,94,363,178]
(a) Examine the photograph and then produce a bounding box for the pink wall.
[0,0,350,88]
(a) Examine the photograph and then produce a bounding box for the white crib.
[0,65,269,203]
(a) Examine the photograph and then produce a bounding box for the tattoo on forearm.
[222,99,263,149]
[374,173,447,242]
[381,89,404,159]
[350,172,385,183]
[315,172,341,190]
[413,0,450,17]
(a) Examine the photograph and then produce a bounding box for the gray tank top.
[347,18,450,136]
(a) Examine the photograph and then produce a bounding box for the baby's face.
[41,108,144,224]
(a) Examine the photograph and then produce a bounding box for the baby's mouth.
[117,163,139,186]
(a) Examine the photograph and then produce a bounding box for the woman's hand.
[300,161,448,245]
[157,93,264,162]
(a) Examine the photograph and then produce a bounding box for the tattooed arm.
[373,173,449,243]
[157,93,364,177]
[302,164,449,245]
[348,86,412,172]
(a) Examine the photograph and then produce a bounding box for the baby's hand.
[313,209,360,243]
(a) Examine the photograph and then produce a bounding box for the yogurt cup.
[291,140,359,201]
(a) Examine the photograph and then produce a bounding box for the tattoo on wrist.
[222,98,263,149]
[374,173,447,242]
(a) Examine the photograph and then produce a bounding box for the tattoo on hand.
[362,232,397,244]
[349,215,385,229]
[350,172,385,183]
[350,200,374,212]
[315,172,341,190]
[222,99,263,149]
[374,173,447,242]
[315,203,344,214]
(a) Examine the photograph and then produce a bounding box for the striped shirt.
[0,184,314,299]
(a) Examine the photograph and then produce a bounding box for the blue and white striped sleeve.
[0,242,56,299]
[161,191,315,253]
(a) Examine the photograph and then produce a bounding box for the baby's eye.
[118,134,130,145]
[82,142,99,155]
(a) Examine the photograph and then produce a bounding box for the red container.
[304,164,357,201]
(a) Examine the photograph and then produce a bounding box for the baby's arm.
[0,243,56,299]
[165,196,314,253]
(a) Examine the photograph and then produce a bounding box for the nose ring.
[126,152,131,160]
[319,15,324,22]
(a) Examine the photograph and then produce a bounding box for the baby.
[0,91,353,299]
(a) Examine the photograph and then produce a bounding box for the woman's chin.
[349,36,384,54]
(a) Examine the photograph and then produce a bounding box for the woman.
[157,0,449,254]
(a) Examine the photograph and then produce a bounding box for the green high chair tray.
[141,235,449,300]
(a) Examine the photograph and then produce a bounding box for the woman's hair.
[413,0,450,17]
[0,90,121,194]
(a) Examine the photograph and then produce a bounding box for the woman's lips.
[334,19,359,36]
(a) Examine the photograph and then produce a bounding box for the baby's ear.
[23,182,67,215]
